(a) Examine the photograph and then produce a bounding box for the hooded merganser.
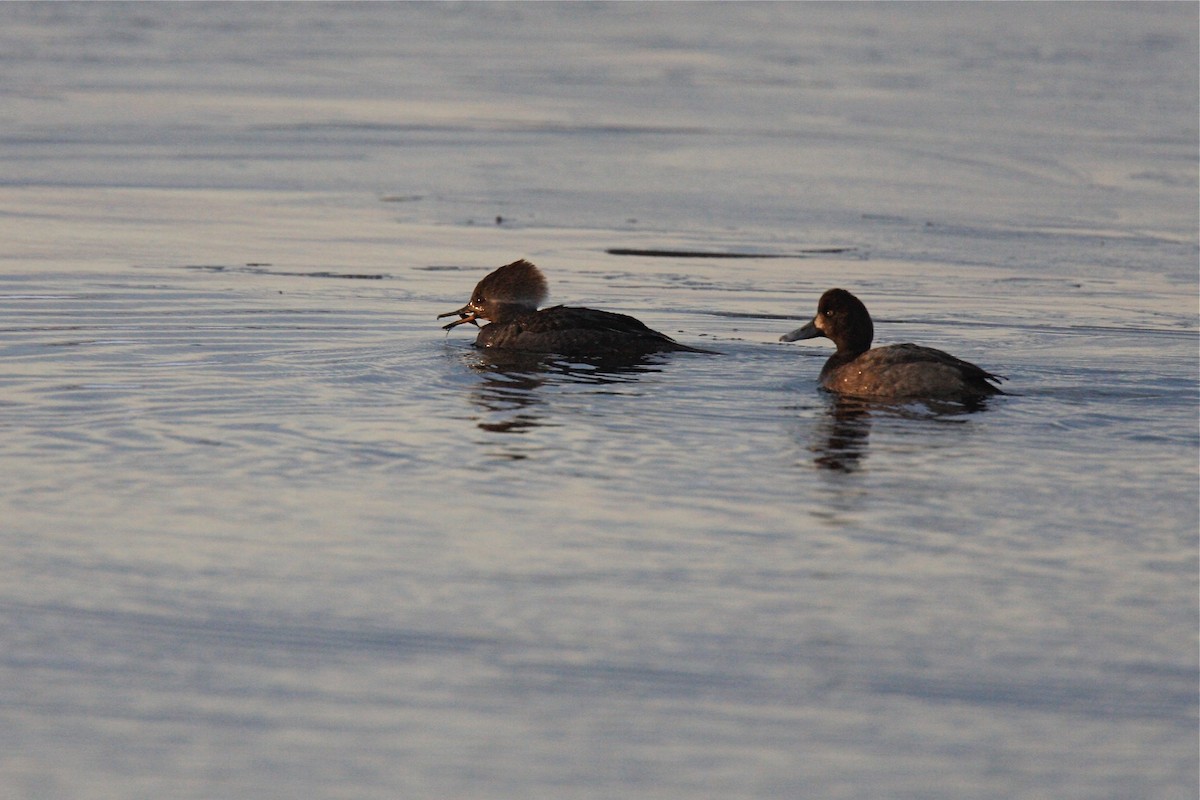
[439,260,713,356]
[780,288,1005,400]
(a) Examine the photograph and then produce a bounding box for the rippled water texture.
[1,4,1196,799]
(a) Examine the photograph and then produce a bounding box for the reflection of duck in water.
[781,288,1005,401]
[463,350,664,439]
[810,396,873,473]
[439,260,715,357]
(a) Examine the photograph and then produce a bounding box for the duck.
[439,259,713,356]
[780,288,1005,400]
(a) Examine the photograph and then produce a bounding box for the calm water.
[1,4,1197,799]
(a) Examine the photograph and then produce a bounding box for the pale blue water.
[1,4,1196,799]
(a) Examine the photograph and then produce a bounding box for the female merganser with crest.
[439,260,713,356]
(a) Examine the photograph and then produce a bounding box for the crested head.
[471,259,549,312]
[438,259,551,330]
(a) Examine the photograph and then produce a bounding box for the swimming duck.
[780,288,1005,400]
[439,259,712,356]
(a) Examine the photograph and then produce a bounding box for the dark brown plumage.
[780,288,1005,400]
[439,260,712,356]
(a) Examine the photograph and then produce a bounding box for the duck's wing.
[893,343,1004,381]
[859,343,1006,395]
[489,306,713,354]
[522,306,668,336]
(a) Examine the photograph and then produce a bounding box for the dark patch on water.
[606,247,854,259]
[183,264,386,279]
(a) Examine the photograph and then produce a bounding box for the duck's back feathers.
[476,305,708,355]
[821,343,1005,399]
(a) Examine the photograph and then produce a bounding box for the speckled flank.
[821,345,1003,400]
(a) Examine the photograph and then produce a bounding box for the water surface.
[1,4,1196,799]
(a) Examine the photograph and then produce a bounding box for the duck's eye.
[824,309,834,317]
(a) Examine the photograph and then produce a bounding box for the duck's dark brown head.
[780,288,874,355]
[438,259,550,329]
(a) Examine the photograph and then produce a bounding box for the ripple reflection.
[808,395,1000,473]
[461,349,668,442]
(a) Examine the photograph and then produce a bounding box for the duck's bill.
[780,318,821,342]
[438,305,480,330]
